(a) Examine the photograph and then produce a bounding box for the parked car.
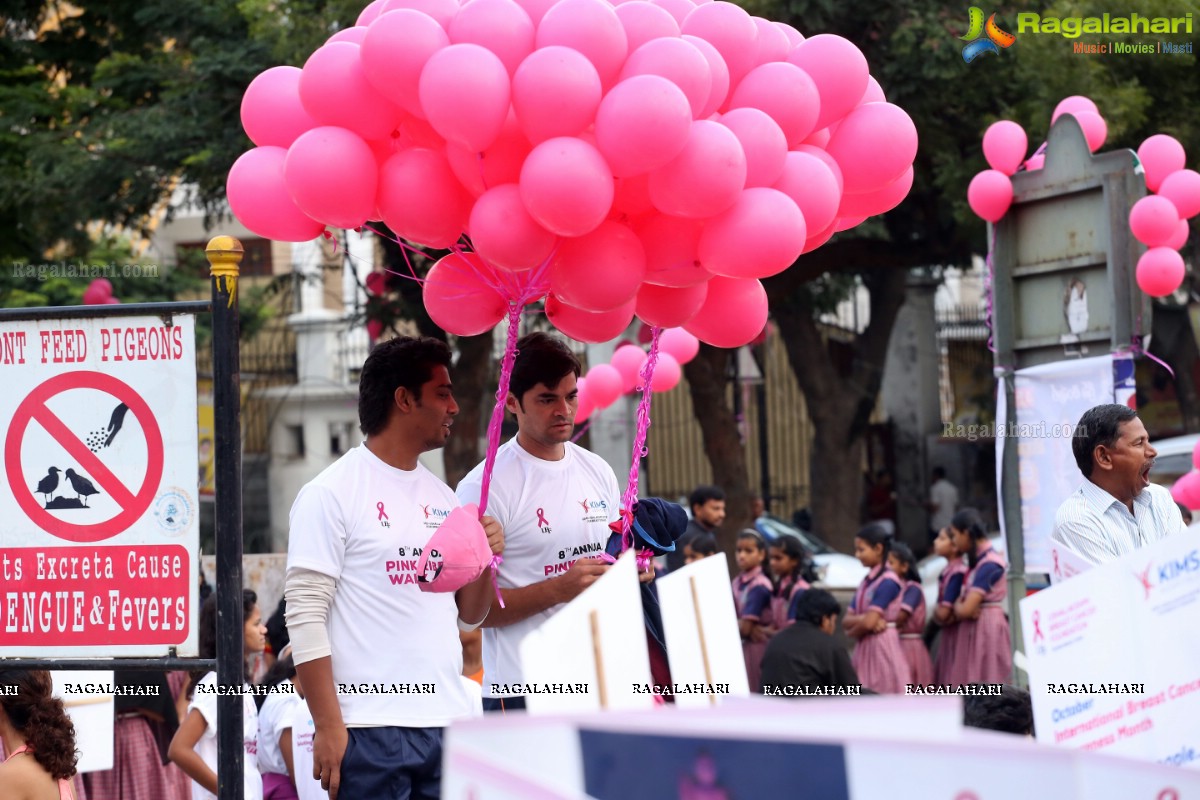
[753,515,869,590]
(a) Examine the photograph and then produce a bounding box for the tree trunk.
[444,330,494,487]
[683,344,754,555]
[771,267,908,553]
[1149,302,1200,434]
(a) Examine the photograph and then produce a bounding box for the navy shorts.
[338,726,444,800]
[481,696,526,713]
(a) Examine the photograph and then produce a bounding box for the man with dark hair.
[1053,404,1184,564]
[666,485,726,573]
[285,336,504,799]
[963,685,1034,736]
[926,466,958,540]
[456,331,623,712]
[760,588,859,694]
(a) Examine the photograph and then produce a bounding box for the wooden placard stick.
[690,575,717,706]
[590,609,608,709]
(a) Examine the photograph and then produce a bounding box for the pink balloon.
[399,115,446,149]
[982,120,1028,177]
[241,66,320,148]
[423,252,508,336]
[728,62,820,148]
[361,10,449,118]
[448,0,534,77]
[967,170,1013,223]
[1194,442,1200,471]
[512,46,602,144]
[801,126,830,148]
[648,120,746,219]
[612,174,655,218]
[284,127,378,229]
[860,76,885,104]
[680,1,757,87]
[838,166,913,219]
[772,151,840,234]
[750,17,789,66]
[793,144,843,194]
[635,281,708,328]
[446,112,532,196]
[468,184,559,271]
[583,362,626,405]
[520,137,614,236]
[659,327,700,364]
[1136,247,1186,297]
[547,296,636,345]
[382,0,459,29]
[1024,153,1045,171]
[833,215,865,232]
[620,38,712,119]
[683,276,768,348]
[82,285,107,305]
[419,44,511,152]
[615,2,681,53]
[1069,110,1107,153]
[103,296,122,305]
[775,21,803,48]
[89,278,113,299]
[636,214,710,287]
[650,0,695,25]
[377,148,471,248]
[357,0,389,26]
[551,221,645,311]
[786,35,869,130]
[512,0,557,25]
[647,351,681,391]
[536,0,629,89]
[575,376,595,422]
[596,75,693,177]
[718,108,787,188]
[1164,218,1190,251]
[328,27,368,45]
[228,147,326,241]
[1138,135,1187,193]
[1129,196,1181,247]
[699,188,805,279]
[1159,170,1200,220]
[825,102,918,195]
[1051,95,1098,124]
[1171,471,1200,510]
[300,43,405,140]
[610,343,647,392]
[680,35,729,118]
[801,221,836,254]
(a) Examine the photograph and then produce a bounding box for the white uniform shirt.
[187,672,262,800]
[287,444,474,726]
[289,702,324,800]
[256,686,301,776]
[1052,480,1184,565]
[929,478,959,531]
[456,440,620,698]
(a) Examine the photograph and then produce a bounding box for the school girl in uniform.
[732,529,774,692]
[767,536,810,629]
[931,526,970,685]
[951,508,1013,684]
[842,522,911,693]
[888,542,933,686]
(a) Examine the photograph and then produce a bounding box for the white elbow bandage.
[284,567,337,665]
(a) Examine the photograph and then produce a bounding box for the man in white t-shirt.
[927,466,959,540]
[285,336,504,800]
[457,332,626,712]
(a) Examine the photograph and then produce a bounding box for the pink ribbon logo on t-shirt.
[536,508,549,527]
[376,502,389,528]
[1052,550,1060,579]
[1032,610,1044,643]
[1158,790,1180,800]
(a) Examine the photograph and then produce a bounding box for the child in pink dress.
[931,526,969,685]
[768,536,810,631]
[888,542,933,686]
[732,530,773,692]
[843,522,911,693]
[951,509,1012,684]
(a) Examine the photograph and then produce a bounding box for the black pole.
[756,377,770,513]
[207,236,243,800]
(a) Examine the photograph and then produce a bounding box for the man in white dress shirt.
[1053,404,1185,564]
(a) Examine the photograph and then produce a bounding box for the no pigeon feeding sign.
[0,314,199,656]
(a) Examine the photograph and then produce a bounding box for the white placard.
[52,670,114,772]
[1048,539,1093,584]
[656,553,750,707]
[518,550,654,714]
[1021,531,1200,767]
[0,314,199,656]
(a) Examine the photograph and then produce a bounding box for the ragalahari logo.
[961,7,1017,62]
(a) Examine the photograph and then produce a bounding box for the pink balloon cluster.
[1132,133,1197,298]
[229,0,919,349]
[576,328,698,421]
[1170,444,1200,510]
[82,278,120,306]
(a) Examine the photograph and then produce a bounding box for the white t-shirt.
[287,444,474,726]
[929,478,959,531]
[456,440,620,697]
[256,685,301,776]
[289,703,324,800]
[187,672,262,800]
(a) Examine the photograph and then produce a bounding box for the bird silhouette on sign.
[35,467,61,503]
[64,469,100,506]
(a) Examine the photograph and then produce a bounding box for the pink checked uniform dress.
[933,557,969,685]
[733,566,774,692]
[898,580,934,685]
[768,575,810,632]
[958,546,1012,684]
[849,564,912,694]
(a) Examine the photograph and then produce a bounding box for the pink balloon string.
[617,326,663,554]
[984,225,997,354]
[570,418,592,443]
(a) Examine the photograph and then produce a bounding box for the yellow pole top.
[206,235,244,278]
